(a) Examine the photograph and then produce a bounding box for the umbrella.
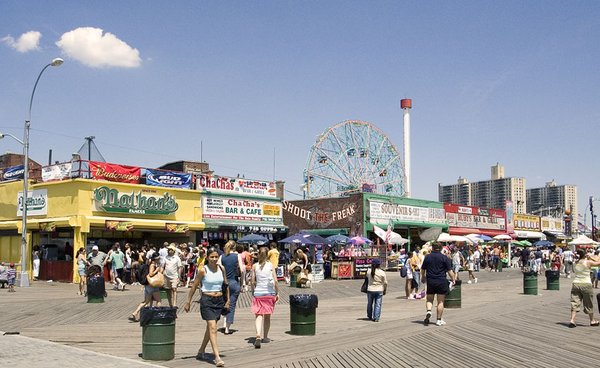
[493,234,512,240]
[325,234,349,245]
[347,236,373,245]
[419,227,443,242]
[437,233,473,244]
[568,235,599,246]
[278,232,327,245]
[465,234,484,244]
[372,225,408,245]
[237,233,268,245]
[519,240,533,247]
[533,240,553,248]
[478,234,494,242]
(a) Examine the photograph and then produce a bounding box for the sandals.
[591,321,599,327]
[568,322,577,328]
[215,359,225,367]
[128,314,139,322]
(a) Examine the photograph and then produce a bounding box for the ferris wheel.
[303,120,405,199]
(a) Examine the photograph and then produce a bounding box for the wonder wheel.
[303,120,405,199]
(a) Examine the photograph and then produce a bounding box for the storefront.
[513,213,546,240]
[197,174,286,244]
[0,179,205,283]
[444,203,508,237]
[282,193,447,278]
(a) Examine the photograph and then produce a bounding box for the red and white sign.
[197,174,276,198]
[444,203,506,231]
[90,161,140,184]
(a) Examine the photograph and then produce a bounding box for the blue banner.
[2,165,24,181]
[145,169,192,189]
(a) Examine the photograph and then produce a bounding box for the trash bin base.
[142,322,175,361]
[523,273,538,295]
[290,308,316,335]
[87,295,104,303]
[290,273,298,287]
[545,270,560,291]
[445,280,462,309]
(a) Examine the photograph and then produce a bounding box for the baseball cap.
[92,245,99,251]
[371,258,381,266]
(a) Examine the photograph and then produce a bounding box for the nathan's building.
[0,178,205,282]
[0,159,285,283]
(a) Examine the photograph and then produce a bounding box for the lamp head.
[51,58,64,67]
[0,133,4,139]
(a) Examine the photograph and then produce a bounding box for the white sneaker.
[448,281,455,292]
[474,278,478,283]
[435,319,446,326]
[467,280,472,284]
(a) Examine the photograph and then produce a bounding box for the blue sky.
[1,2,599,222]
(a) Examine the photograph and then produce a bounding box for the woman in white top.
[569,248,600,328]
[366,258,387,322]
[32,245,41,281]
[251,247,279,349]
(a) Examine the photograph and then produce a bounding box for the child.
[7,263,16,292]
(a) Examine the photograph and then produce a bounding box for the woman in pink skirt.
[251,247,280,348]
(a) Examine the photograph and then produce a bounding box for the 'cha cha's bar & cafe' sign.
[93,186,179,215]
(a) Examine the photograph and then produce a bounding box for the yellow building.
[0,178,205,283]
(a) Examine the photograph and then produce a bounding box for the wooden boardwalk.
[1,269,599,367]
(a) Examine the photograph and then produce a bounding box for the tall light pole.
[19,57,64,287]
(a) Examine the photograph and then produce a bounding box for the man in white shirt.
[562,249,574,278]
[164,244,183,307]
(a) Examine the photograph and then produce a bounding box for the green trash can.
[523,271,538,295]
[140,307,177,361]
[545,270,560,290]
[290,294,318,335]
[290,272,298,287]
[87,275,105,303]
[445,280,462,308]
[160,288,168,300]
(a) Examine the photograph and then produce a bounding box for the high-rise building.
[527,179,577,233]
[438,163,527,214]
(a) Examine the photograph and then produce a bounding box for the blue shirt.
[201,265,224,293]
[221,253,239,281]
[422,251,452,280]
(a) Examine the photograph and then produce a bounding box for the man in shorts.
[421,242,456,326]
[163,244,183,307]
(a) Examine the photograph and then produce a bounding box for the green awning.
[301,228,349,236]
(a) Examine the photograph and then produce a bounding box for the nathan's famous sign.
[93,186,179,215]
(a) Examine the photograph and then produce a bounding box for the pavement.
[1,267,600,368]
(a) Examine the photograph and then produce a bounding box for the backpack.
[137,263,150,285]
[400,263,408,278]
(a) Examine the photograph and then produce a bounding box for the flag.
[385,223,392,244]
[373,225,387,242]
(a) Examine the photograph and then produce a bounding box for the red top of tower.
[400,99,412,109]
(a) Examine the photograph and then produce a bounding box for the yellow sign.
[166,223,189,233]
[513,213,540,230]
[39,222,56,232]
[105,220,134,231]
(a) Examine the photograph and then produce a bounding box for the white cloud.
[1,31,42,52]
[56,27,141,68]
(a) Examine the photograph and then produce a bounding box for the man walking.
[163,244,183,307]
[88,245,107,277]
[421,242,456,326]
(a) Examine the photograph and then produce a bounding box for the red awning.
[479,229,512,237]
[449,228,481,235]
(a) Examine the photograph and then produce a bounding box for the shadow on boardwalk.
[1,268,599,367]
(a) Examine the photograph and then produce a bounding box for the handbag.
[360,276,368,293]
[147,272,164,288]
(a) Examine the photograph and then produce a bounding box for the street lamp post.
[18,57,64,287]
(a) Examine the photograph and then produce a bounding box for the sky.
[1,1,599,224]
